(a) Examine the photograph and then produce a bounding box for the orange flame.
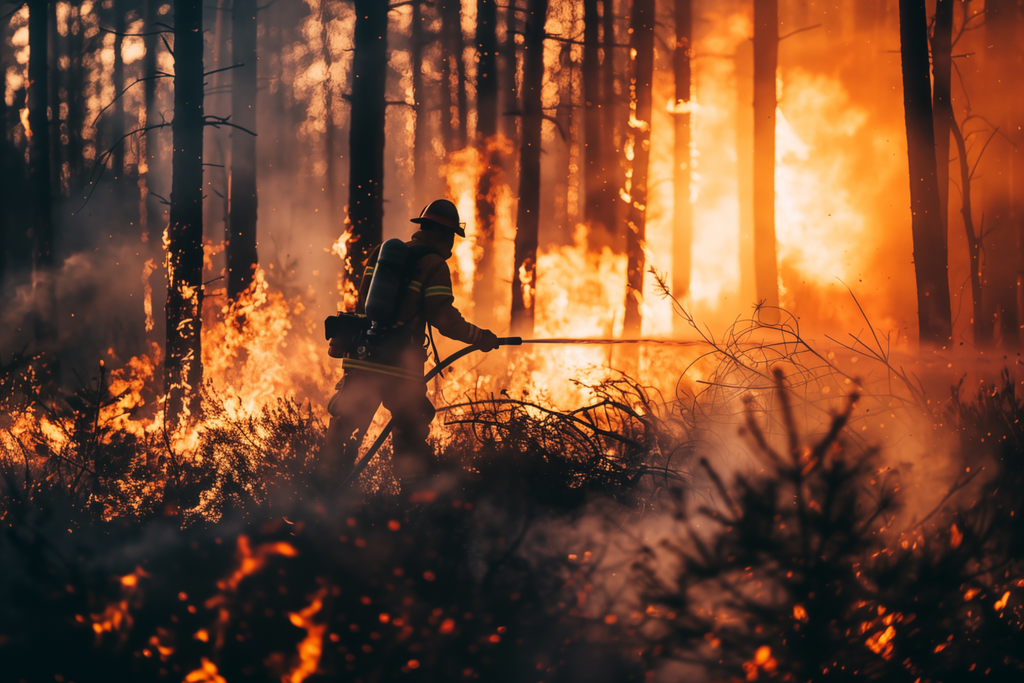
[284,587,329,683]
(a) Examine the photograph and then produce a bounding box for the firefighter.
[320,199,500,487]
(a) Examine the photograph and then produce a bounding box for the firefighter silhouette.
[320,199,500,487]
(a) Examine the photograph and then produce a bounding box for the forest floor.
[2,309,1024,682]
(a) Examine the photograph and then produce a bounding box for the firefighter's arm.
[422,261,494,347]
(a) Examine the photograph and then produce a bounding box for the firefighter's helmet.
[410,199,466,237]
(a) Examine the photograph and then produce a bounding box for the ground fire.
[2,0,1023,681]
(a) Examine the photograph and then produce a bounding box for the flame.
[218,535,299,592]
[184,658,227,683]
[283,587,329,683]
[19,106,31,139]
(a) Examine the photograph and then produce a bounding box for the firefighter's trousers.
[320,368,436,486]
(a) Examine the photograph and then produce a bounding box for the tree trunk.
[228,0,259,300]
[29,0,56,347]
[600,0,622,249]
[582,0,604,233]
[320,0,339,226]
[752,0,779,314]
[345,0,388,280]
[440,0,468,152]
[982,0,1019,348]
[510,0,548,337]
[897,0,952,345]
[671,0,692,332]
[736,39,755,308]
[950,111,986,345]
[165,0,206,422]
[412,0,428,207]
[499,0,518,142]
[65,3,86,190]
[621,0,654,337]
[931,0,951,248]
[141,0,160,241]
[475,0,499,328]
[112,0,126,176]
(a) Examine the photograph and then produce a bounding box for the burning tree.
[165,0,207,424]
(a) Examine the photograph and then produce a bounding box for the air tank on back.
[364,239,410,323]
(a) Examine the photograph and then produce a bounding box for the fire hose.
[337,335,705,490]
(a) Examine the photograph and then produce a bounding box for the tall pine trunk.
[671,0,692,332]
[897,0,952,345]
[582,0,604,234]
[600,0,622,249]
[752,0,779,314]
[345,0,388,280]
[982,0,1019,348]
[141,0,160,242]
[931,0,951,247]
[621,0,654,337]
[475,0,499,328]
[29,0,55,348]
[510,0,548,337]
[736,39,755,307]
[228,0,258,300]
[112,1,126,176]
[165,0,206,422]
[320,0,338,225]
[440,0,468,152]
[411,0,428,207]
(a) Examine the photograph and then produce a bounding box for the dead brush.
[634,370,1024,682]
[438,372,691,507]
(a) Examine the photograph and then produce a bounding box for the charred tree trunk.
[141,0,160,240]
[601,0,622,249]
[477,0,498,139]
[982,0,1019,348]
[112,1,126,176]
[165,0,206,422]
[671,0,692,331]
[320,0,338,224]
[345,0,388,280]
[581,0,606,238]
[510,0,548,337]
[898,0,952,345]
[412,0,428,207]
[499,0,518,142]
[29,0,56,347]
[950,110,986,345]
[440,0,468,152]
[621,0,654,337]
[931,0,951,245]
[736,39,755,307]
[228,0,258,300]
[65,4,86,190]
[752,0,779,314]
[475,0,499,328]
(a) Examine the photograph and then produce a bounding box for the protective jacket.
[339,229,487,381]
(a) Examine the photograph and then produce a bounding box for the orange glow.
[284,587,329,683]
[218,535,299,593]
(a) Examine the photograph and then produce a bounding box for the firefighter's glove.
[478,330,500,352]
[328,338,347,359]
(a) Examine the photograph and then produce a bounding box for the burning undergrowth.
[3,304,1024,681]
